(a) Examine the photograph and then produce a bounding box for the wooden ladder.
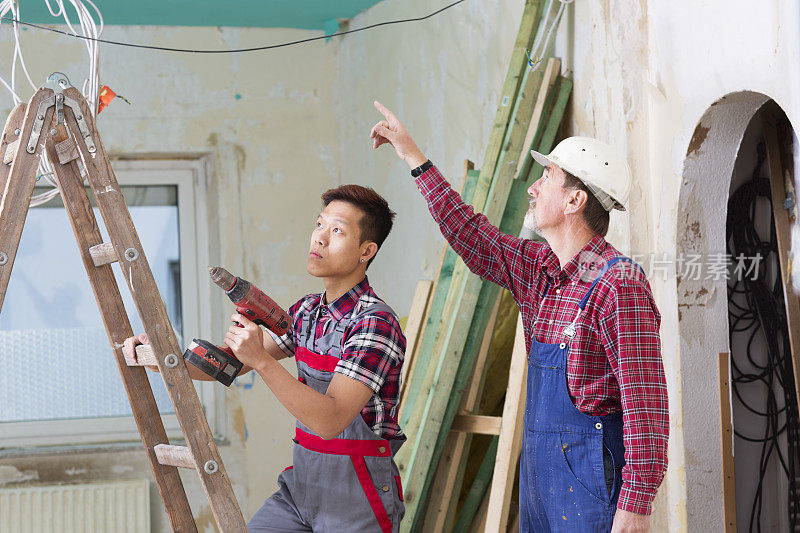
[0,83,246,532]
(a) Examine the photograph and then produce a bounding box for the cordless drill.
[184,267,292,386]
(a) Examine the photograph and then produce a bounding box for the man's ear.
[361,241,379,264]
[565,190,587,215]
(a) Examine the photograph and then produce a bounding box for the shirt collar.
[542,234,608,283]
[321,276,370,321]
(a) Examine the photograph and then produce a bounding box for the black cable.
[726,140,800,532]
[0,0,467,54]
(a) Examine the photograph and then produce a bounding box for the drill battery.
[184,339,242,387]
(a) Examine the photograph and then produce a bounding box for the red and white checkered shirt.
[416,165,668,515]
[269,277,406,440]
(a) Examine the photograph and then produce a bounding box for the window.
[0,159,222,448]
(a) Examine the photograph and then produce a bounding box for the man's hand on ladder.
[122,333,159,372]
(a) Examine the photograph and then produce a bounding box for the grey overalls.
[248,300,405,533]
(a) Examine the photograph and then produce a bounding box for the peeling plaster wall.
[0,25,337,530]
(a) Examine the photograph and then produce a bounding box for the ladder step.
[88,242,118,266]
[128,344,158,367]
[154,444,196,469]
[451,414,502,435]
[3,139,19,165]
[55,137,79,164]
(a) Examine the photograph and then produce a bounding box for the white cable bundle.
[527,0,574,73]
[0,0,104,206]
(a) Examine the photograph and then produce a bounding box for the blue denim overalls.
[519,257,642,532]
[248,300,405,532]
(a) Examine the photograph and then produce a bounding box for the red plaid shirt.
[269,277,406,440]
[416,165,668,515]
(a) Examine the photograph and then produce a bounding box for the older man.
[370,101,668,532]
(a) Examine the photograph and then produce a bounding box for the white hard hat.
[530,137,632,211]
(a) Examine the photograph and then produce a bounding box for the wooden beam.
[401,163,479,424]
[718,353,736,533]
[514,57,561,180]
[421,295,502,533]
[451,414,502,435]
[763,112,800,413]
[485,314,528,531]
[399,279,434,401]
[452,436,499,533]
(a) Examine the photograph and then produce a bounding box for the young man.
[370,102,668,533]
[124,185,406,533]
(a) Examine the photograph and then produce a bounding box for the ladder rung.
[3,139,19,165]
[129,344,158,367]
[55,137,79,164]
[89,242,117,266]
[154,444,196,469]
[451,414,502,435]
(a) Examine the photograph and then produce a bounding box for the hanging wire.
[0,0,102,207]
[726,140,800,532]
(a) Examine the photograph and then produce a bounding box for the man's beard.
[523,202,540,235]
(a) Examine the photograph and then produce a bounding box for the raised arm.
[370,100,544,298]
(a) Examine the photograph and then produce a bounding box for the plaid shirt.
[416,165,668,515]
[269,277,406,440]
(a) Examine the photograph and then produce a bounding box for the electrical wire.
[526,0,573,72]
[726,141,800,532]
[0,0,102,207]
[0,0,467,54]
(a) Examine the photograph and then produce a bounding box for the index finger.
[235,313,255,327]
[373,100,398,122]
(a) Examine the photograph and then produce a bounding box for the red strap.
[295,427,391,457]
[282,465,293,473]
[351,456,392,533]
[296,346,340,372]
[394,475,403,502]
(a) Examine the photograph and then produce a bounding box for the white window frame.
[0,158,225,449]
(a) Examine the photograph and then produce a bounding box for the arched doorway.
[678,92,800,531]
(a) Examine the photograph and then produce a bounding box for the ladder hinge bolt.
[0,252,7,265]
[164,354,179,368]
[13,128,19,136]
[204,460,219,474]
[124,248,139,261]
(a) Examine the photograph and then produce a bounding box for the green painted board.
[452,436,499,533]
[401,168,480,427]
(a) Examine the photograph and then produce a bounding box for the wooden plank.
[44,125,197,530]
[468,490,490,533]
[485,314,528,531]
[472,0,545,211]
[0,89,54,313]
[399,279,434,401]
[401,163,479,424]
[89,242,118,266]
[452,436,499,533]
[61,87,246,531]
[451,414,502,435]
[718,353,736,533]
[763,113,800,413]
[398,52,548,530]
[421,296,502,533]
[155,444,196,470]
[514,57,561,180]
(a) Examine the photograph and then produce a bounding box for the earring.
[361,259,365,263]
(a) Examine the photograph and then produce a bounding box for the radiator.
[0,479,149,533]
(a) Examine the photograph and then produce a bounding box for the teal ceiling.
[15,1,385,31]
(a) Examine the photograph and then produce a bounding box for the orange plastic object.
[97,85,116,113]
